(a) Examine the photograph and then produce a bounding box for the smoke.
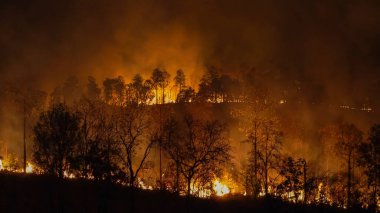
[1,0,380,165]
[0,0,378,92]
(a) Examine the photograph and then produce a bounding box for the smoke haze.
[1,0,380,163]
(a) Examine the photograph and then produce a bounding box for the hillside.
[0,173,367,213]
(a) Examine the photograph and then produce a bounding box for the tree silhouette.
[151,68,170,104]
[278,157,304,203]
[236,100,267,198]
[126,74,153,105]
[198,66,221,103]
[33,103,81,178]
[163,115,230,197]
[62,76,81,105]
[334,122,362,208]
[103,76,126,105]
[86,76,101,101]
[114,104,155,187]
[258,118,283,195]
[235,99,281,197]
[174,69,186,92]
[6,86,47,173]
[176,87,195,103]
[358,124,380,210]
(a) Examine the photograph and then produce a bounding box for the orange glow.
[26,163,33,173]
[0,159,3,171]
[213,179,230,196]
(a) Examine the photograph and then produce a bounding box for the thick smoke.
[0,0,380,164]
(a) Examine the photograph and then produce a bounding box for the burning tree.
[33,103,81,178]
[103,76,126,106]
[334,122,362,208]
[197,66,221,103]
[86,76,101,101]
[73,97,121,181]
[235,99,282,197]
[163,115,231,197]
[6,86,47,173]
[114,103,155,187]
[258,118,283,196]
[126,74,154,105]
[151,68,170,105]
[236,100,267,198]
[176,87,196,103]
[161,116,182,193]
[174,69,186,93]
[358,124,380,211]
[277,157,304,203]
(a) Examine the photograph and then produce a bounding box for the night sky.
[1,0,380,104]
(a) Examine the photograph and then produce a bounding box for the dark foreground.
[0,173,367,213]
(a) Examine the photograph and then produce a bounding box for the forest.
[1,1,380,212]
[0,67,378,212]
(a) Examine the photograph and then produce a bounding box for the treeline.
[237,101,379,211]
[49,66,270,106]
[2,67,379,212]
[32,89,231,199]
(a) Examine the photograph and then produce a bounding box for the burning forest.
[0,0,380,212]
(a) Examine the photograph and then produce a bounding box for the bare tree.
[114,104,155,187]
[235,100,267,198]
[163,115,230,197]
[278,157,304,203]
[150,68,170,189]
[358,124,380,211]
[234,99,281,197]
[6,86,47,173]
[161,116,182,194]
[334,122,362,208]
[258,118,283,195]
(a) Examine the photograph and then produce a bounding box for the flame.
[0,159,3,170]
[138,178,153,190]
[213,179,230,196]
[26,163,33,173]
[64,171,75,179]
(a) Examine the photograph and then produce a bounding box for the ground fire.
[0,0,380,212]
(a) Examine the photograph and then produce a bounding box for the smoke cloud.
[1,0,380,163]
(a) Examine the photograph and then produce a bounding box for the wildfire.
[138,178,153,190]
[213,179,230,197]
[26,163,33,173]
[64,171,75,179]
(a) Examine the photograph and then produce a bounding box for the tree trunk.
[254,126,258,198]
[187,178,191,198]
[264,129,269,195]
[162,85,165,104]
[155,88,158,105]
[176,162,180,195]
[58,161,64,179]
[23,100,26,173]
[303,161,307,204]
[347,153,352,208]
[159,142,162,190]
[186,177,192,213]
[264,162,268,195]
